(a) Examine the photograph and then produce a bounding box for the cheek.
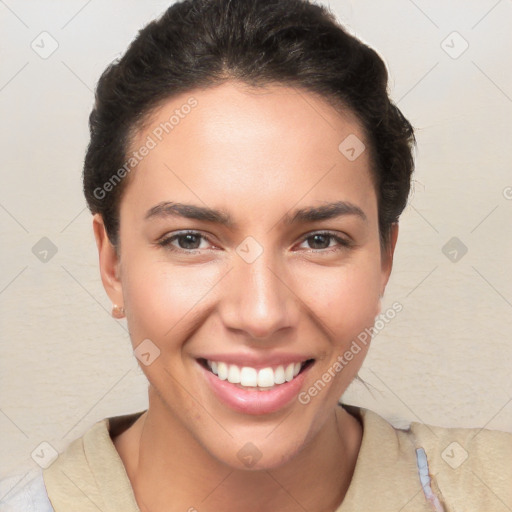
[122,257,223,346]
[293,257,382,340]
[292,259,381,398]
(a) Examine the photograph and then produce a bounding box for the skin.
[93,81,398,512]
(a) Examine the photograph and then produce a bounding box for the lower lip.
[199,361,312,415]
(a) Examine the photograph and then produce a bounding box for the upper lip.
[197,353,314,369]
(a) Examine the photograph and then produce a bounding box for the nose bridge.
[222,246,297,339]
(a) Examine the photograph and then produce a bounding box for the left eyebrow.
[284,201,367,224]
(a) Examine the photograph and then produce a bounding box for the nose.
[219,251,299,340]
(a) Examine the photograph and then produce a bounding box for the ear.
[376,222,399,315]
[92,214,123,306]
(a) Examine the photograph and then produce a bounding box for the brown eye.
[158,231,211,251]
[175,233,202,249]
[297,232,351,252]
[306,234,332,249]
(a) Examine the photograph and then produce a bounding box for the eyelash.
[157,230,352,254]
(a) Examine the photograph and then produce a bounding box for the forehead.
[122,81,376,221]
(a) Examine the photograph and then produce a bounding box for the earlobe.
[92,214,124,306]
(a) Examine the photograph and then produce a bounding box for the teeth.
[285,363,294,382]
[274,365,285,384]
[257,368,274,387]
[217,362,228,380]
[206,359,307,388]
[240,367,258,387]
[228,364,241,384]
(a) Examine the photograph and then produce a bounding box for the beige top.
[42,405,512,511]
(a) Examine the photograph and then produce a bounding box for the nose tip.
[220,258,298,340]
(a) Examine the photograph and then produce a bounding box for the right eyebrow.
[145,202,235,227]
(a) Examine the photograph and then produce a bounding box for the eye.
[157,230,351,254]
[157,230,213,251]
[297,231,351,252]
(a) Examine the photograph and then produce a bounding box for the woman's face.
[95,81,396,469]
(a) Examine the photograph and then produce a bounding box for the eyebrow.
[144,200,367,227]
[145,202,234,226]
[284,201,367,224]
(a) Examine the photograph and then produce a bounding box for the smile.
[196,357,315,414]
[204,359,313,389]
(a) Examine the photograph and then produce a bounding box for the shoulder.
[0,469,54,511]
[342,404,512,511]
[409,419,512,509]
[42,412,144,512]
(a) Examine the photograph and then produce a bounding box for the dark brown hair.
[83,0,415,248]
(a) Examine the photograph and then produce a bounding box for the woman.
[3,0,511,510]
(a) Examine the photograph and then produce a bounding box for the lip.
[197,357,314,415]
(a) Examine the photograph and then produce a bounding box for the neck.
[115,391,362,512]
